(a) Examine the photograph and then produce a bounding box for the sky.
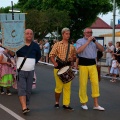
[0,0,120,25]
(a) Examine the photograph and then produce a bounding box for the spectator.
[113,42,120,64]
[51,39,57,49]
[39,40,44,61]
[43,39,50,63]
[110,54,119,83]
[105,41,114,76]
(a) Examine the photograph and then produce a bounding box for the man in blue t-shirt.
[16,29,41,114]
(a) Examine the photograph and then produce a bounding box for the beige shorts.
[44,53,48,56]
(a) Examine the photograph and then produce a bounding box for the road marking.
[101,75,120,80]
[0,104,25,120]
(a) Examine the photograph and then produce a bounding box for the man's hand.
[88,36,95,43]
[68,58,73,62]
[53,62,58,67]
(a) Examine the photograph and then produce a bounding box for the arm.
[0,54,3,63]
[68,46,76,62]
[76,37,94,54]
[49,43,58,67]
[50,56,58,67]
[76,41,90,54]
[95,41,104,52]
[0,54,11,66]
[36,45,41,63]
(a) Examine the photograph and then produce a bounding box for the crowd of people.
[105,41,120,82]
[1,27,119,114]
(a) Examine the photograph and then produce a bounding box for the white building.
[90,17,120,45]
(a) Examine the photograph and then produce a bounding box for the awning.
[99,31,120,37]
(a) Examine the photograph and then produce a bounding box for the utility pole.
[113,0,116,45]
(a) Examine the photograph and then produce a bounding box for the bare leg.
[46,55,49,63]
[19,96,27,110]
[108,66,111,74]
[113,74,117,82]
[93,97,99,107]
[55,92,61,104]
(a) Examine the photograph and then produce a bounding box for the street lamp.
[112,0,116,45]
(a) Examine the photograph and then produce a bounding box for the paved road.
[0,64,120,120]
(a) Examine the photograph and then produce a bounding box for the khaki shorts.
[44,53,48,56]
[106,58,112,66]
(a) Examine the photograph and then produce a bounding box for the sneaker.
[93,106,105,111]
[6,91,12,96]
[110,80,114,82]
[81,105,88,110]
[54,104,59,108]
[105,74,110,76]
[110,80,116,83]
[1,88,4,95]
[1,91,5,95]
[116,74,119,77]
[22,109,28,114]
[63,105,74,111]
[22,108,30,114]
[26,108,30,112]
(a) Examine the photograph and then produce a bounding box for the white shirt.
[17,57,35,71]
[0,47,4,53]
[112,60,117,68]
[44,42,50,53]
[106,45,114,58]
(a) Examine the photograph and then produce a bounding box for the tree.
[25,8,70,39]
[0,7,10,13]
[39,0,114,39]
[2,0,120,39]
[17,0,115,39]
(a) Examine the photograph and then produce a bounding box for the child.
[110,54,119,82]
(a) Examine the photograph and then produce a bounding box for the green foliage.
[1,0,120,39]
[39,0,113,39]
[25,8,70,39]
[0,7,10,13]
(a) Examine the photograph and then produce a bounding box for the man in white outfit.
[105,41,114,76]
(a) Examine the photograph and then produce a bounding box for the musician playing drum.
[49,28,76,111]
[76,27,105,111]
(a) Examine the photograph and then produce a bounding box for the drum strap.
[65,43,70,61]
[55,43,70,69]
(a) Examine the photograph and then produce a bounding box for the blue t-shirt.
[17,41,41,63]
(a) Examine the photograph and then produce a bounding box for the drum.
[57,66,75,84]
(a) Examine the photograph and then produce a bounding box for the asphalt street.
[0,63,120,120]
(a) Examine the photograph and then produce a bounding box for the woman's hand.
[6,62,12,67]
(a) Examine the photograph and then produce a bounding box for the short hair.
[44,39,48,42]
[108,41,112,43]
[83,27,92,32]
[116,41,120,47]
[61,28,70,34]
[25,29,33,34]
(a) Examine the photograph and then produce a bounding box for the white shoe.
[93,106,105,111]
[81,105,88,110]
